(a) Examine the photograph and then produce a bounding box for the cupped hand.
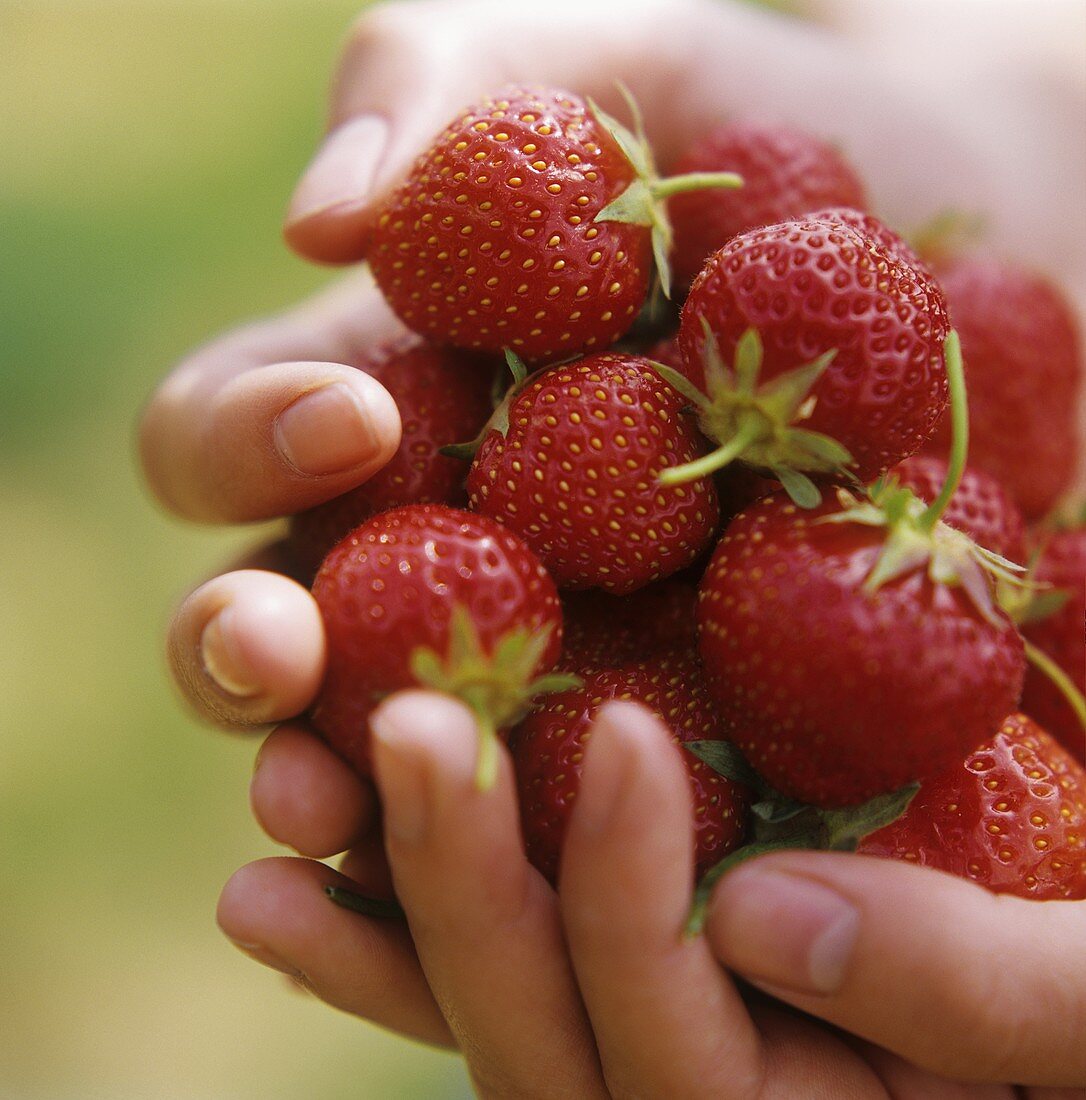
[144,0,1085,733]
[219,693,1086,1095]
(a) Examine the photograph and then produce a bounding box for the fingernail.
[274,382,381,476]
[201,607,261,698]
[710,865,860,996]
[287,114,389,226]
[572,703,639,836]
[226,936,301,978]
[370,694,480,845]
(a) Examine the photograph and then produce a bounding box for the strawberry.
[668,122,867,292]
[660,209,949,500]
[1020,528,1086,761]
[288,337,496,578]
[697,485,1026,808]
[858,713,1086,900]
[890,454,1027,563]
[922,257,1082,520]
[310,504,568,784]
[369,87,740,363]
[559,577,697,672]
[465,352,720,593]
[512,652,749,884]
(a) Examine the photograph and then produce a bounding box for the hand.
[217,692,1086,1095]
[144,0,1085,731]
[138,0,1086,1091]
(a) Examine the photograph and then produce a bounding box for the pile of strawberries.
[292,87,1086,908]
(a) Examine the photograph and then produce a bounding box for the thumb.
[284,5,489,262]
[705,851,1086,1087]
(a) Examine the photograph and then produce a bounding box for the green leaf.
[595,178,654,228]
[759,350,837,421]
[644,360,709,408]
[587,96,652,179]
[751,798,808,824]
[734,329,763,396]
[685,740,766,793]
[699,317,734,397]
[789,429,853,471]
[410,647,447,689]
[503,347,529,386]
[687,839,811,935]
[820,783,920,849]
[773,466,822,509]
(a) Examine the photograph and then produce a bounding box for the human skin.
[140,1,1086,1094]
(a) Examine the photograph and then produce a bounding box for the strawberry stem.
[919,330,967,531]
[651,172,743,200]
[658,416,766,485]
[325,886,404,919]
[472,713,501,790]
[1023,639,1086,733]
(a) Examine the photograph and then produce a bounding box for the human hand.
[140,0,1086,1091]
[146,0,1086,735]
[218,692,1085,1095]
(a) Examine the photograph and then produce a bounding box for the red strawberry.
[1020,528,1086,761]
[923,257,1082,520]
[513,652,749,884]
[288,337,496,578]
[559,577,697,672]
[369,87,739,362]
[697,489,1026,807]
[859,713,1086,900]
[668,122,867,291]
[311,505,565,781]
[666,209,949,496]
[466,352,720,593]
[890,454,1027,563]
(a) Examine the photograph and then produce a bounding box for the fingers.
[559,702,765,1100]
[168,570,325,729]
[217,857,451,1047]
[251,724,376,858]
[140,271,403,523]
[370,691,607,1099]
[706,852,1086,1087]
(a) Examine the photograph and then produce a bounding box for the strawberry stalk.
[590,85,742,299]
[325,886,404,920]
[1022,639,1086,733]
[918,330,967,531]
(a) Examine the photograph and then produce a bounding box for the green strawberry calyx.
[410,606,580,789]
[683,739,919,935]
[440,349,535,462]
[589,84,743,300]
[818,331,1028,626]
[651,324,852,507]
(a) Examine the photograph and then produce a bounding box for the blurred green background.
[0,1,473,1095]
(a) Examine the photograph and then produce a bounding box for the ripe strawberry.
[665,209,949,497]
[923,257,1082,520]
[859,713,1086,900]
[512,652,749,884]
[369,87,739,362]
[890,454,1027,563]
[559,577,697,672]
[311,504,566,781]
[668,122,868,291]
[466,353,720,593]
[697,489,1026,807]
[1020,528,1086,761]
[288,337,496,578]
